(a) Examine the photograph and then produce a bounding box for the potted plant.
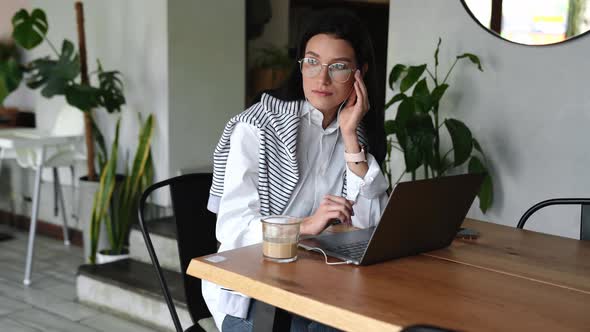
[0,3,123,179]
[383,38,494,213]
[0,4,138,260]
[90,114,154,264]
[248,44,291,102]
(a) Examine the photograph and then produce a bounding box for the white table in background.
[0,128,83,285]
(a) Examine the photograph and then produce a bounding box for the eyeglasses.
[298,57,355,83]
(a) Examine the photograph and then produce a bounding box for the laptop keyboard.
[327,240,369,260]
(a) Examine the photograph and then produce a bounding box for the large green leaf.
[403,137,422,172]
[395,102,435,173]
[395,97,419,153]
[445,118,473,166]
[457,53,483,72]
[89,119,121,263]
[431,84,449,106]
[114,114,154,252]
[412,78,432,112]
[436,155,454,176]
[0,59,23,104]
[65,83,101,110]
[400,64,426,93]
[12,9,48,50]
[91,117,108,175]
[25,40,80,97]
[384,119,397,136]
[472,138,484,155]
[468,156,493,213]
[384,93,406,110]
[408,112,436,169]
[395,98,415,127]
[98,69,125,113]
[388,64,406,90]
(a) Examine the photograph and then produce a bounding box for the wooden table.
[428,219,590,294]
[187,219,590,331]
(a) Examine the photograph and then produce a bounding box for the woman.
[204,9,389,332]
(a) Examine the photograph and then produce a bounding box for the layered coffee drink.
[263,241,298,259]
[261,215,302,263]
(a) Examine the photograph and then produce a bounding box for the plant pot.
[96,248,130,264]
[79,176,110,263]
[248,67,290,101]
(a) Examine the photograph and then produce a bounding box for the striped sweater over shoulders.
[208,93,368,216]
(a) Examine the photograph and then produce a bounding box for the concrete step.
[129,217,181,272]
[77,259,192,332]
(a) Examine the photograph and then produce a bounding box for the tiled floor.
[0,225,162,332]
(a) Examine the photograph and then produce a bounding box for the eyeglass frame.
[297,57,357,83]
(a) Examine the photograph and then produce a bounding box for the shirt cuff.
[345,153,389,201]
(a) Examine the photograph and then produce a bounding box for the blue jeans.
[222,300,341,332]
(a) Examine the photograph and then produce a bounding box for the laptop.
[298,173,484,265]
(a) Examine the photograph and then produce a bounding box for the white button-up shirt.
[203,101,389,329]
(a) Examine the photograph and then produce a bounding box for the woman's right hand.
[300,195,354,235]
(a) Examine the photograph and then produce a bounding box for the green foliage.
[25,39,80,97]
[11,9,48,50]
[89,114,154,263]
[253,44,291,69]
[0,8,128,179]
[0,59,22,102]
[5,9,127,112]
[384,38,494,213]
[2,7,154,262]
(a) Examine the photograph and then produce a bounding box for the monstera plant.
[383,38,494,213]
[0,4,125,180]
[0,4,155,263]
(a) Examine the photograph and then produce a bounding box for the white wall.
[387,0,590,238]
[167,0,245,175]
[0,0,169,227]
[2,0,247,217]
[9,0,170,188]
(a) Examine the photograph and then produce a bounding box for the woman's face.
[301,33,357,115]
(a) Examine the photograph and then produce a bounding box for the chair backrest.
[169,173,218,320]
[517,198,590,241]
[138,173,217,332]
[51,105,84,136]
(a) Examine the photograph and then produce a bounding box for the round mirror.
[461,0,590,45]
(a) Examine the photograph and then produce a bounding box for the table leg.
[252,301,292,332]
[23,147,45,286]
[54,168,70,246]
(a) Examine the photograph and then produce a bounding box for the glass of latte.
[261,215,302,263]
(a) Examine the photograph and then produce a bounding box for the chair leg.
[24,147,45,286]
[252,301,292,332]
[54,169,71,246]
[53,168,59,217]
[70,165,78,221]
[0,147,5,178]
[581,204,590,241]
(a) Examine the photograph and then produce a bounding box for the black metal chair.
[138,173,218,332]
[517,198,590,241]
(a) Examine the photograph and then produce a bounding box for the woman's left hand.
[339,69,369,137]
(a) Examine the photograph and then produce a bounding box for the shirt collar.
[301,101,340,134]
